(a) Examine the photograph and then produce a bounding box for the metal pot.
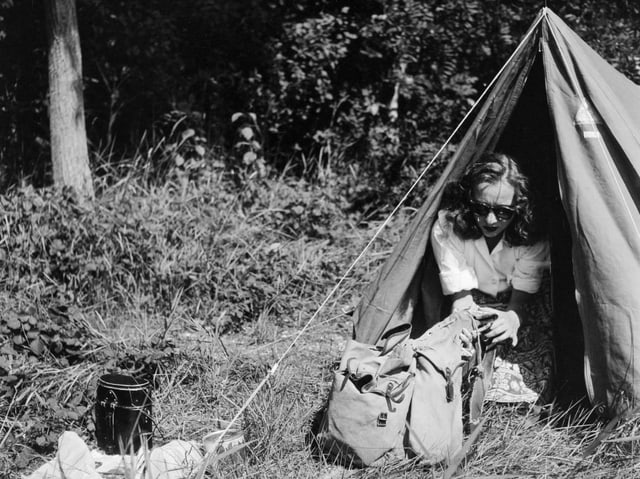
[94,373,152,454]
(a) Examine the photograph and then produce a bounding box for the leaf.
[30,338,45,355]
[51,239,65,253]
[65,410,79,421]
[85,261,98,272]
[195,145,205,157]
[174,154,185,166]
[266,243,281,253]
[7,318,21,330]
[231,112,243,123]
[0,344,13,355]
[181,128,195,141]
[240,127,254,140]
[35,436,48,447]
[242,151,257,165]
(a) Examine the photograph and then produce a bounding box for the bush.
[0,161,374,469]
[0,158,366,326]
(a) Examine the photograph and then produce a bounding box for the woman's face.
[470,179,516,239]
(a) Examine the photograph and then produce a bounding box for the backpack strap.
[468,315,497,428]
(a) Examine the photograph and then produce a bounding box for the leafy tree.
[0,0,639,191]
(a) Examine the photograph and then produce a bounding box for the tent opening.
[410,54,589,405]
[497,54,587,405]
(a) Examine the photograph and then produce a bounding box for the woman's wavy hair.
[440,152,540,246]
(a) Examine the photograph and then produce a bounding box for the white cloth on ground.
[24,431,203,479]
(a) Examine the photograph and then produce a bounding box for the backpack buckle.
[377,412,388,427]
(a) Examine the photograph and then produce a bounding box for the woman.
[431,152,552,403]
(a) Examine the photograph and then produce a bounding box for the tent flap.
[542,9,640,415]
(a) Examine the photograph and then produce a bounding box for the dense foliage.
[0,177,352,328]
[1,0,639,193]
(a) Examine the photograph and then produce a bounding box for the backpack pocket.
[319,337,415,466]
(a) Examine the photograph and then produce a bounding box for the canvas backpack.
[319,310,483,467]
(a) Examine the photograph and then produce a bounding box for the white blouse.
[430,210,550,297]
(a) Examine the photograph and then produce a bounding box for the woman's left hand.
[477,307,520,347]
[459,327,477,359]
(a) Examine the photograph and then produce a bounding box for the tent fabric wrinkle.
[352,7,640,418]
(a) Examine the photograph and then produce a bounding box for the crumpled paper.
[24,431,203,479]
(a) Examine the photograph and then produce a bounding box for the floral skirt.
[472,275,555,404]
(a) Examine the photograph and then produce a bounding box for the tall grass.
[0,150,392,476]
[2,152,639,478]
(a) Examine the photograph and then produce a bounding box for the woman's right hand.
[475,306,520,347]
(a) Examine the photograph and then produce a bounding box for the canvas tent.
[352,7,640,418]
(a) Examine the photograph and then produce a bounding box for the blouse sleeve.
[430,210,478,295]
[512,240,550,293]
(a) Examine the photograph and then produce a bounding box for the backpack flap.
[338,323,412,376]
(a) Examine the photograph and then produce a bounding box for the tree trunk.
[44,0,94,201]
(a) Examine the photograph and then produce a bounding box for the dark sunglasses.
[469,200,516,221]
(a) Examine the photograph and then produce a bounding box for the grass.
[2,160,640,478]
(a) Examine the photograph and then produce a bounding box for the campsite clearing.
[4,7,640,477]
